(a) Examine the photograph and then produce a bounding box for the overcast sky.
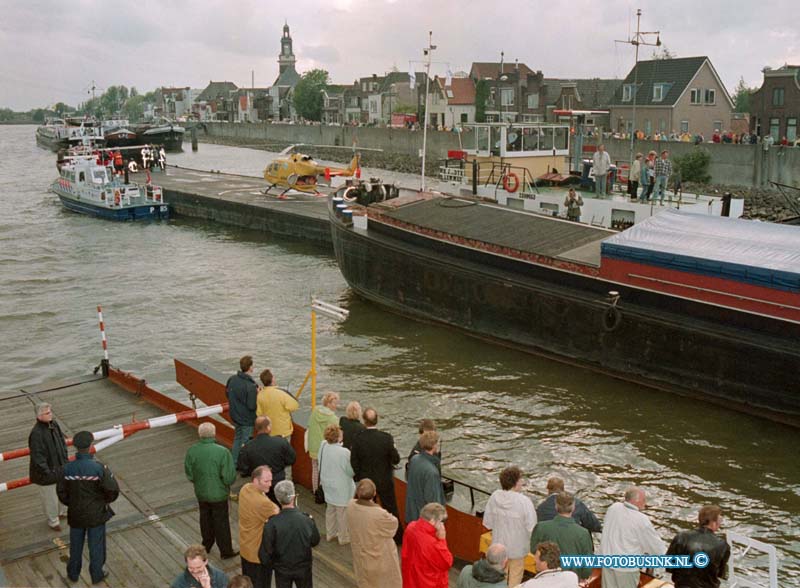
[2,0,798,111]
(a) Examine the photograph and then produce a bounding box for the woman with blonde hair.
[339,401,365,450]
[307,391,339,492]
[319,424,355,544]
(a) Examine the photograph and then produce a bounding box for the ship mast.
[615,9,661,160]
[420,31,436,192]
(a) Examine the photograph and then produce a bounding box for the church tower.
[278,22,296,75]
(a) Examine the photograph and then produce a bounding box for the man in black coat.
[28,402,68,531]
[227,355,259,465]
[57,431,120,584]
[349,407,403,543]
[667,505,730,588]
[237,416,296,504]
[260,480,320,588]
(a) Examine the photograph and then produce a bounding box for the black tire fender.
[602,306,622,332]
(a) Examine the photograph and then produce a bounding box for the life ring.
[602,306,622,332]
[114,190,121,205]
[503,172,520,193]
[342,186,358,203]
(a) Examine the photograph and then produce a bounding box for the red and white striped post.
[97,305,109,376]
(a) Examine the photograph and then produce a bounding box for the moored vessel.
[51,155,169,221]
[329,181,800,425]
[134,117,185,152]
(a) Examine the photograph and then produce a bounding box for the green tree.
[731,77,755,113]
[0,108,14,122]
[674,148,711,184]
[475,79,489,123]
[31,108,46,123]
[293,69,329,121]
[124,94,146,122]
[53,102,69,116]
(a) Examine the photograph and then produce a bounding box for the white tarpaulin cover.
[601,209,800,291]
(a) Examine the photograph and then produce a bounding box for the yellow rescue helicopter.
[263,148,360,197]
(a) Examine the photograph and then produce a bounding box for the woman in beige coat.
[345,479,402,588]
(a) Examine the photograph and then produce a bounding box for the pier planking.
[0,374,464,586]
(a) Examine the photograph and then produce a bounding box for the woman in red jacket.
[401,502,453,588]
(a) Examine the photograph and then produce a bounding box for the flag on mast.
[409,66,416,90]
[445,68,453,87]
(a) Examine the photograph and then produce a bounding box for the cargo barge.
[329,185,800,425]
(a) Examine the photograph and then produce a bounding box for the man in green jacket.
[530,492,593,580]
[185,422,238,559]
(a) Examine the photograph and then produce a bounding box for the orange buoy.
[503,172,520,193]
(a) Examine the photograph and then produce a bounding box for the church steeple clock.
[278,22,296,75]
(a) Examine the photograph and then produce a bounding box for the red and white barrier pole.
[0,402,229,477]
[97,305,109,362]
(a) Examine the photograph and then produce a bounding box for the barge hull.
[331,215,800,425]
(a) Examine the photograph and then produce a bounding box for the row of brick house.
[146,21,797,143]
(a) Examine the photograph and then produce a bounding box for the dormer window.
[622,84,636,102]
[653,83,667,102]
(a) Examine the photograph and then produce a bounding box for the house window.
[788,118,797,142]
[622,84,635,102]
[500,88,514,106]
[770,118,780,140]
[680,120,689,133]
[460,113,468,123]
[527,93,539,109]
[773,87,785,106]
[659,118,666,132]
[644,119,652,136]
[446,89,454,99]
[653,84,666,102]
[704,89,716,104]
[690,89,701,104]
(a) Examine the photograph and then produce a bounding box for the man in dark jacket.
[405,430,445,523]
[57,431,119,584]
[171,544,228,588]
[237,416,296,504]
[28,403,68,531]
[667,505,730,588]
[350,407,403,543]
[260,480,320,588]
[536,476,602,534]
[227,355,259,465]
[457,543,508,588]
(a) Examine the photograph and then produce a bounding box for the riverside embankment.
[196,122,800,220]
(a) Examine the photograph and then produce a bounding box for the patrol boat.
[51,155,170,221]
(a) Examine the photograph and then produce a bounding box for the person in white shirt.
[517,541,578,588]
[483,466,537,587]
[593,144,612,197]
[599,486,666,588]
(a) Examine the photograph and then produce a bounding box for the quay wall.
[201,122,462,159]
[201,123,800,188]
[601,138,800,189]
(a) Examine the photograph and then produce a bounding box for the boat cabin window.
[79,172,85,182]
[462,123,570,157]
[92,169,107,183]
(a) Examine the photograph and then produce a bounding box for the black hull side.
[138,130,184,152]
[330,213,800,425]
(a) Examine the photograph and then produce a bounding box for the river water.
[1,126,797,581]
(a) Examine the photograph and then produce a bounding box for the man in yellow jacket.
[256,369,299,439]
[238,465,279,588]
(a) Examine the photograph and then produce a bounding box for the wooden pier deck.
[141,166,333,248]
[0,373,464,587]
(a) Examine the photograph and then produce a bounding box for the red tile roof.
[442,78,476,105]
[470,62,536,80]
